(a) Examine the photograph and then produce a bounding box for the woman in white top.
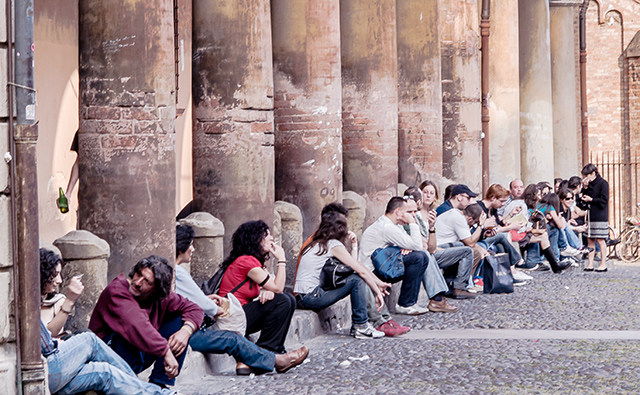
[295,212,389,339]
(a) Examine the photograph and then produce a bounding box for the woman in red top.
[218,220,296,355]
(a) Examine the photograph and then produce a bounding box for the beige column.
[191,1,275,251]
[519,0,554,184]
[489,0,520,186]
[439,0,482,190]
[341,0,399,227]
[550,0,581,178]
[397,0,443,185]
[271,0,343,237]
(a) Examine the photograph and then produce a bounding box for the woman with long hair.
[419,180,440,211]
[581,163,610,271]
[519,185,571,273]
[558,188,587,250]
[295,212,389,339]
[218,220,297,355]
[40,249,84,338]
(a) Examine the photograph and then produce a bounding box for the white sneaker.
[560,246,581,257]
[353,322,385,339]
[395,304,429,315]
[512,270,533,281]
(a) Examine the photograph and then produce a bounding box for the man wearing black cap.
[435,185,495,280]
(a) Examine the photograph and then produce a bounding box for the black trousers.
[243,292,296,354]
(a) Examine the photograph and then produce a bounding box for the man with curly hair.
[40,249,178,395]
[89,255,204,389]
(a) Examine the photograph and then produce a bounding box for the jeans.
[300,274,368,325]
[481,233,523,266]
[374,251,428,307]
[244,292,296,354]
[557,226,568,251]
[48,332,173,395]
[564,227,582,249]
[525,227,559,266]
[433,245,474,290]
[107,315,186,387]
[422,251,450,297]
[189,328,275,372]
[365,286,392,328]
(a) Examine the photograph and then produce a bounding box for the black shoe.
[533,264,551,272]
[595,267,608,272]
[606,238,621,247]
[583,267,594,272]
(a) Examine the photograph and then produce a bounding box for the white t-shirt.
[435,208,471,245]
[294,239,344,294]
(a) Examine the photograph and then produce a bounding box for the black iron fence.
[590,151,640,234]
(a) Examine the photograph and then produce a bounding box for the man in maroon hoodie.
[89,255,203,388]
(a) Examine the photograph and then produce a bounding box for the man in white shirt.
[499,179,527,218]
[360,196,450,315]
[404,186,476,300]
[435,184,492,274]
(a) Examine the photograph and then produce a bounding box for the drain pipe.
[480,0,490,192]
[579,0,589,165]
[5,0,23,393]
[12,0,46,393]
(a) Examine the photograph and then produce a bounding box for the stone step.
[152,285,432,383]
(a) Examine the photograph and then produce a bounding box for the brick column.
[78,0,176,280]
[489,0,521,186]
[341,0,399,226]
[397,0,443,185]
[550,0,581,178]
[519,0,554,184]
[439,0,482,190]
[192,1,275,250]
[271,0,342,237]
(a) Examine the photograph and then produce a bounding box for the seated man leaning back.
[89,255,204,389]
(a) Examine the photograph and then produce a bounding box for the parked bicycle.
[617,204,640,263]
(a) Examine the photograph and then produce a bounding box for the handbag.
[371,246,405,281]
[529,210,547,236]
[483,252,514,294]
[212,293,247,336]
[319,257,354,290]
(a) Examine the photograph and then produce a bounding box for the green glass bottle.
[57,187,69,213]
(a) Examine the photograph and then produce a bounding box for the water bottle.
[57,187,69,213]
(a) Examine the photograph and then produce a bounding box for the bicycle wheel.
[619,227,640,263]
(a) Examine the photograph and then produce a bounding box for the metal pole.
[480,0,490,192]
[13,0,45,393]
[579,0,589,165]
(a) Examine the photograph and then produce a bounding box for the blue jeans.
[526,227,559,265]
[422,251,450,297]
[481,233,522,266]
[47,331,173,395]
[106,315,186,386]
[189,329,275,372]
[564,227,582,249]
[300,274,368,325]
[433,245,474,290]
[374,251,429,307]
[365,286,392,328]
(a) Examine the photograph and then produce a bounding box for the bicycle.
[617,203,640,263]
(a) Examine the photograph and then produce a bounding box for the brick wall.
[586,0,640,154]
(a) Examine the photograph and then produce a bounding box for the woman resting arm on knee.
[295,212,390,339]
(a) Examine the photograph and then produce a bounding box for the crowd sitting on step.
[37,163,609,394]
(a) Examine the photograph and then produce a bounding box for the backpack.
[201,264,250,296]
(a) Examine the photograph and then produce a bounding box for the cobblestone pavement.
[178,262,640,395]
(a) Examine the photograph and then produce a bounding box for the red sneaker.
[387,319,411,335]
[375,321,399,337]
